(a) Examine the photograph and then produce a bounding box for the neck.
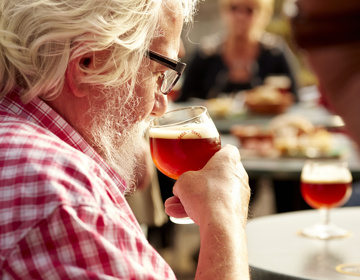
[45,85,92,144]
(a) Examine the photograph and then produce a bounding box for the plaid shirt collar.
[0,87,127,195]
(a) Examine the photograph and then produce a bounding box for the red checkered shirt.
[0,88,176,279]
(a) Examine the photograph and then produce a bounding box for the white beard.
[102,120,149,194]
[86,88,150,194]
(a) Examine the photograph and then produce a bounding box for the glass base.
[336,263,360,277]
[298,223,352,240]
[170,216,194,224]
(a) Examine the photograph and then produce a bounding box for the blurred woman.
[178,0,298,101]
[178,0,305,214]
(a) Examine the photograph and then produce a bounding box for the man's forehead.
[150,2,183,59]
[149,35,181,60]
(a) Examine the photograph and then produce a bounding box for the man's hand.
[165,144,250,227]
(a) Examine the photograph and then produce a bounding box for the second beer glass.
[299,160,353,239]
[149,106,221,224]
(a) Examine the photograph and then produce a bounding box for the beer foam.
[301,164,352,183]
[149,123,219,139]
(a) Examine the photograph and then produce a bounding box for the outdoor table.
[246,207,360,280]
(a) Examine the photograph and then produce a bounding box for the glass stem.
[320,208,330,225]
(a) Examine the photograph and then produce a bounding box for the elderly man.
[0,0,250,279]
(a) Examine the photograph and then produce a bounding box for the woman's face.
[221,0,269,40]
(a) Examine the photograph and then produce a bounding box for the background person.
[176,0,303,214]
[178,0,299,102]
[0,0,251,279]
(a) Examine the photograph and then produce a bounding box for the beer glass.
[299,160,353,239]
[149,106,221,224]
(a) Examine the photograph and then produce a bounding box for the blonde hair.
[219,0,274,39]
[220,0,274,14]
[0,0,198,103]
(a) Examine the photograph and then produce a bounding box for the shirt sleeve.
[2,203,176,280]
[0,120,176,280]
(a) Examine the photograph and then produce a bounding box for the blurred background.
[179,0,317,89]
[129,1,359,279]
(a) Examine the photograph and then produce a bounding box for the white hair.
[0,0,198,103]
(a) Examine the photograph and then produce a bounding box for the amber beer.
[301,163,352,209]
[149,124,221,180]
[301,181,352,209]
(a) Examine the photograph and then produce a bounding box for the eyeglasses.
[145,50,186,95]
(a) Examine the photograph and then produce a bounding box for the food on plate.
[206,97,233,117]
[230,125,275,157]
[244,85,293,114]
[269,114,333,157]
[231,114,335,158]
[270,114,315,135]
[205,93,246,118]
[264,75,292,93]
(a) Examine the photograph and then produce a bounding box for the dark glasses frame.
[145,50,186,95]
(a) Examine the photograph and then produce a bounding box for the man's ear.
[66,54,93,98]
